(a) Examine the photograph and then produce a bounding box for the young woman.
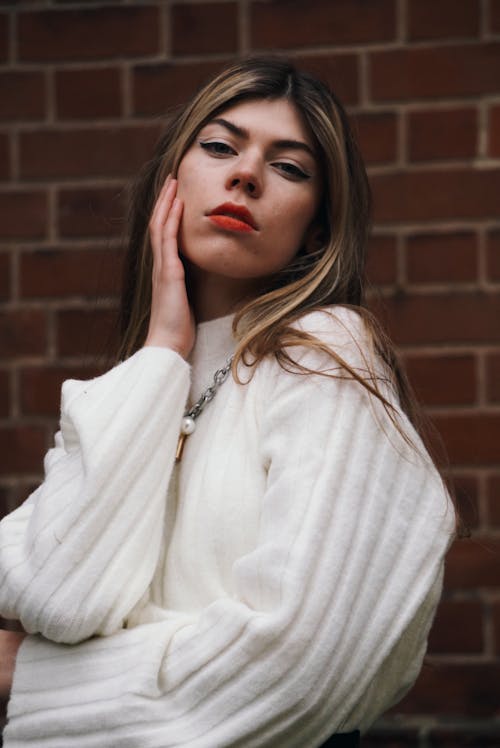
[0,57,455,747]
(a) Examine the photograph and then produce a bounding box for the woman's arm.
[0,177,194,645]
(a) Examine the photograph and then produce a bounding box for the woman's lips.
[207,202,258,233]
[208,215,254,233]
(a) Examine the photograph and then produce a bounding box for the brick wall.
[0,0,499,745]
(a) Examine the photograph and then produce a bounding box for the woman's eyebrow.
[209,117,316,159]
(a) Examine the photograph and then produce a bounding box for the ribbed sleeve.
[0,346,190,643]
[3,309,455,747]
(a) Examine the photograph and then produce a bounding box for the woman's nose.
[225,159,262,198]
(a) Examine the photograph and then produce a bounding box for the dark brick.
[371,43,500,101]
[428,599,483,654]
[486,353,500,403]
[353,111,398,165]
[0,250,9,300]
[20,126,161,180]
[434,414,500,466]
[406,232,478,283]
[486,229,500,281]
[251,0,396,48]
[20,247,123,299]
[453,473,480,531]
[372,292,500,346]
[56,308,118,358]
[404,353,476,406]
[0,132,10,179]
[18,6,160,62]
[0,190,47,240]
[487,475,500,527]
[0,71,46,121]
[372,168,500,223]
[0,12,8,63]
[55,67,122,120]
[0,369,8,418]
[366,234,398,285]
[294,54,359,107]
[172,2,238,55]
[398,662,500,716]
[132,60,225,115]
[408,0,480,40]
[0,309,47,357]
[445,536,500,588]
[0,425,46,475]
[57,186,127,239]
[408,108,478,161]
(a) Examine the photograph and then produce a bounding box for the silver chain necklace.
[175,356,233,462]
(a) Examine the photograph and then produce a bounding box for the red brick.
[0,251,9,300]
[492,0,500,32]
[0,12,8,63]
[453,473,480,531]
[20,247,123,300]
[352,111,398,165]
[399,662,500,716]
[370,43,500,101]
[404,353,476,406]
[486,353,500,403]
[488,104,500,157]
[0,309,47,357]
[428,599,483,654]
[18,7,160,62]
[20,126,161,180]
[0,190,47,240]
[55,67,122,120]
[132,61,226,115]
[372,292,500,346]
[486,229,500,281]
[0,71,46,121]
[0,132,10,179]
[58,187,127,239]
[408,0,480,40]
[372,168,500,223]
[172,2,238,55]
[487,475,500,526]
[408,108,478,161]
[434,414,500,466]
[406,232,478,283]
[0,369,9,418]
[251,0,396,48]
[56,308,118,358]
[446,536,500,587]
[366,234,398,285]
[20,365,101,417]
[0,426,46,475]
[294,54,359,107]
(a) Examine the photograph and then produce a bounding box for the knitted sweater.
[0,307,454,747]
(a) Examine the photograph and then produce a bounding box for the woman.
[0,57,455,747]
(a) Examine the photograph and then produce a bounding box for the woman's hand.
[144,175,195,359]
[0,629,26,702]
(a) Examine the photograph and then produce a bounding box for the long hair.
[116,56,457,512]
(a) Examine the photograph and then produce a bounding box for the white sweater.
[0,307,454,747]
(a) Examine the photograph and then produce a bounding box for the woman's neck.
[187,265,264,323]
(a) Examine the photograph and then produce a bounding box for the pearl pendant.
[181,416,196,435]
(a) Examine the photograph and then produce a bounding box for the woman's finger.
[161,197,184,268]
[149,178,177,264]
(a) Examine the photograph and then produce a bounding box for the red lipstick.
[208,202,258,233]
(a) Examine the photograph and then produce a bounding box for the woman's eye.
[273,162,310,180]
[200,141,236,157]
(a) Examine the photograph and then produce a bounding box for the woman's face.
[176,98,322,286]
